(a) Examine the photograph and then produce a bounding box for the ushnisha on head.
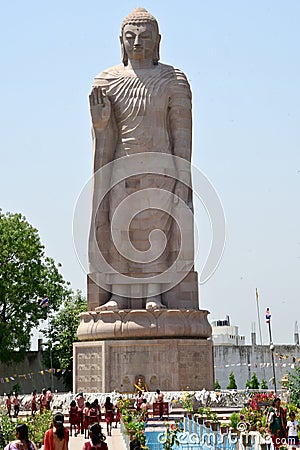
[120,7,161,66]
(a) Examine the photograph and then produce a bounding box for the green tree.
[227,371,237,389]
[0,210,71,363]
[214,379,221,390]
[249,372,260,389]
[43,291,87,390]
[287,365,300,407]
[245,379,251,389]
[260,378,268,389]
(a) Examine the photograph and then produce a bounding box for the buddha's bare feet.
[96,295,128,311]
[146,295,166,310]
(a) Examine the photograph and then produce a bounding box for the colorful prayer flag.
[266,308,271,323]
[39,297,49,308]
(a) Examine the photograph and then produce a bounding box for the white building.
[211,315,246,346]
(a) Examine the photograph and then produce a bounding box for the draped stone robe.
[89,62,193,288]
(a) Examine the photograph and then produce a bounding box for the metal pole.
[266,309,277,393]
[255,289,266,381]
[256,289,264,346]
[48,315,53,392]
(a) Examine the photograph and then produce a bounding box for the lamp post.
[49,340,59,391]
[266,308,277,393]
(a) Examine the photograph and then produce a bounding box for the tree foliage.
[43,291,87,390]
[247,372,260,389]
[0,210,71,363]
[260,378,268,389]
[287,364,300,407]
[214,379,221,390]
[227,371,237,389]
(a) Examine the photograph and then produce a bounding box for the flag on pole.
[256,288,259,301]
[39,296,49,308]
[266,308,271,323]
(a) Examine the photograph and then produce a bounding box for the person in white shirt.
[287,411,299,446]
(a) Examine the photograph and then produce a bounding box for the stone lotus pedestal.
[73,308,214,393]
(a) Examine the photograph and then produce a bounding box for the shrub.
[227,372,237,389]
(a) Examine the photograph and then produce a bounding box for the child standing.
[103,397,115,436]
[89,402,100,425]
[31,390,37,416]
[287,411,299,446]
[83,401,91,439]
[69,400,80,436]
[39,388,48,413]
[114,396,122,428]
[5,394,12,417]
[13,393,20,417]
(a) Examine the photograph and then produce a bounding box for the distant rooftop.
[211,315,245,346]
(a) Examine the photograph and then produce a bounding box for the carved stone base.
[77,308,211,340]
[73,338,214,393]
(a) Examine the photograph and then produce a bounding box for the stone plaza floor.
[57,425,126,450]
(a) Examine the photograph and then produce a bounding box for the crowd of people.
[5,388,54,418]
[4,413,108,450]
[67,393,122,438]
[2,389,152,450]
[3,388,165,450]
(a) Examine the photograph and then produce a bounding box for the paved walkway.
[68,426,127,450]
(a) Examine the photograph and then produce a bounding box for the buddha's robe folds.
[89,63,192,277]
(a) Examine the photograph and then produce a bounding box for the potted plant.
[210,412,220,431]
[180,392,194,417]
[220,422,229,434]
[203,407,213,428]
[119,399,147,448]
[197,406,206,424]
[229,412,240,432]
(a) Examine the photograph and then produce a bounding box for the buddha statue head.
[120,7,161,66]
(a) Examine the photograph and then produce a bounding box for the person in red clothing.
[135,392,144,412]
[140,398,149,421]
[94,399,101,421]
[69,400,80,437]
[114,396,122,428]
[40,388,48,413]
[156,389,164,419]
[103,396,115,436]
[44,412,69,450]
[75,392,86,434]
[31,390,37,416]
[13,393,20,417]
[83,401,91,439]
[46,388,53,410]
[82,423,107,450]
[89,402,100,425]
[5,393,12,418]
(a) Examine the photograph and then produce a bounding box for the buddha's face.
[122,22,157,62]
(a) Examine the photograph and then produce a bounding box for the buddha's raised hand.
[89,86,111,131]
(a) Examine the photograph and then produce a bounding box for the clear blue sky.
[1,1,299,344]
